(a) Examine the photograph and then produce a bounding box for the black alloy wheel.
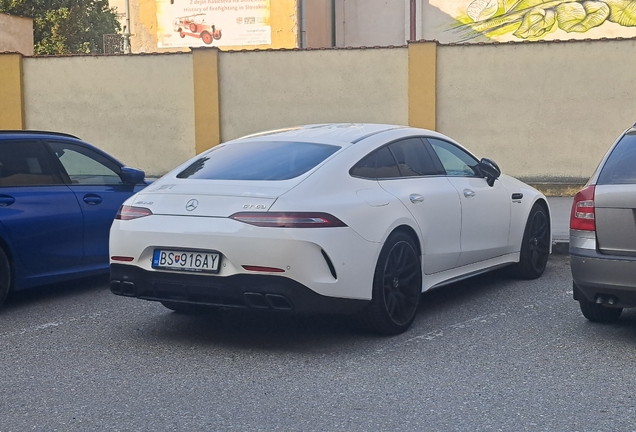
[365,232,422,335]
[512,203,550,279]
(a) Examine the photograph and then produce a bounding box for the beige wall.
[0,14,33,56]
[12,39,636,181]
[22,54,195,176]
[218,48,409,142]
[436,40,636,182]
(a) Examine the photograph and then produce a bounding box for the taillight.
[570,185,595,231]
[115,205,153,220]
[230,212,347,228]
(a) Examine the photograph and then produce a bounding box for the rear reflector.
[570,185,596,231]
[116,205,153,220]
[242,265,285,273]
[230,212,346,228]
[111,256,134,262]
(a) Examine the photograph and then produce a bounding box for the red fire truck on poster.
[173,13,222,45]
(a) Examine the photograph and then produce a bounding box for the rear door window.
[388,138,439,177]
[350,138,438,180]
[598,133,636,185]
[0,140,63,186]
[177,141,340,180]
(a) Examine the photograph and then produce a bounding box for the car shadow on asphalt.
[2,274,110,312]
[128,267,520,352]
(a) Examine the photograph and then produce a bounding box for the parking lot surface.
[2,255,636,431]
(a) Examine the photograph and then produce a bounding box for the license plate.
[152,249,221,273]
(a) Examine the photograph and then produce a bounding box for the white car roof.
[234,124,409,145]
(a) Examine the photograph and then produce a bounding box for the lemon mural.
[431,0,636,41]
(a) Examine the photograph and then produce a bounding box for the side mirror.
[120,166,146,185]
[478,158,501,187]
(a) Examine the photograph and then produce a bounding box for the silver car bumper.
[571,243,636,307]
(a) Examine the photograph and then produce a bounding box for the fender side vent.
[321,249,337,280]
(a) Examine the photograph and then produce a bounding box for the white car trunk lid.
[132,181,292,217]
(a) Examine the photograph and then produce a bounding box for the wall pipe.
[409,0,416,41]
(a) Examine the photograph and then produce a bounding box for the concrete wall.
[0,14,33,56]
[436,40,636,182]
[217,48,409,142]
[22,54,195,176]
[4,38,636,182]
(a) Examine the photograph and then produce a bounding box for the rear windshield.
[598,133,636,185]
[177,141,341,181]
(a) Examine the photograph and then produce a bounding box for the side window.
[0,140,63,186]
[47,141,123,185]
[350,146,401,179]
[598,133,636,185]
[427,138,479,177]
[349,152,377,178]
[388,138,438,177]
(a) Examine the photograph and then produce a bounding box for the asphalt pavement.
[547,196,572,253]
[5,255,636,431]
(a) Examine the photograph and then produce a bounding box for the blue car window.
[0,140,63,186]
[47,141,123,185]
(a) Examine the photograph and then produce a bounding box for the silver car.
[571,125,636,322]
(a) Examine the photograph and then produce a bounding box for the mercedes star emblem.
[185,199,199,211]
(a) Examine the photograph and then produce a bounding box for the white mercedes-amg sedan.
[110,124,551,334]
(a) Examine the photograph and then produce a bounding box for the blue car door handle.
[83,194,103,205]
[0,195,15,207]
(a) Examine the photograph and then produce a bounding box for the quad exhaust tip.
[243,292,293,311]
[595,295,618,306]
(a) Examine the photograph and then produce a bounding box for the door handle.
[463,189,476,198]
[83,194,103,205]
[409,194,425,204]
[0,195,15,207]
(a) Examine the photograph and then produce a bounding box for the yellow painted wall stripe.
[0,53,24,130]
[408,41,437,131]
[192,47,221,154]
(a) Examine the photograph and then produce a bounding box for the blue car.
[0,131,147,308]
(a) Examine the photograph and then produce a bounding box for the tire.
[213,29,222,40]
[200,31,213,45]
[0,247,10,309]
[579,299,622,323]
[511,203,550,279]
[189,23,197,32]
[179,31,186,38]
[363,232,422,335]
[161,301,215,315]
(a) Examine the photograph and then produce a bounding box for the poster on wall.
[156,0,271,48]
[423,0,636,43]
